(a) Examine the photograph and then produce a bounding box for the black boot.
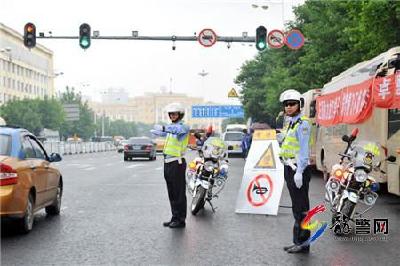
[287,245,310,254]
[283,244,296,251]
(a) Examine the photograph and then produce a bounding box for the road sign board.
[191,105,244,118]
[63,103,80,121]
[228,88,239,98]
[198,28,217,47]
[285,29,304,50]
[267,29,285,48]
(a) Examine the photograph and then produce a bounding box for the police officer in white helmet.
[151,103,190,228]
[279,89,312,254]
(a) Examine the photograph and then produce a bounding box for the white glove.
[294,172,303,189]
[153,124,164,132]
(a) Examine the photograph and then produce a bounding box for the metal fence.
[43,141,116,155]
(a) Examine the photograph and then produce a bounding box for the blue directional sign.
[192,105,244,118]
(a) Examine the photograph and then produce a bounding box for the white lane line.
[155,167,163,171]
[126,164,144,169]
[83,167,96,171]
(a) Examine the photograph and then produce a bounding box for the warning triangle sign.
[255,143,276,169]
[228,88,239,98]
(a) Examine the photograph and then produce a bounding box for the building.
[0,23,55,106]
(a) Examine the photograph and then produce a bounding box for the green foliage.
[236,0,400,122]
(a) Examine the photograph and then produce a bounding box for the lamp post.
[252,1,285,25]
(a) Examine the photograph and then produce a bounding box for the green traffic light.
[80,37,90,49]
[257,42,266,50]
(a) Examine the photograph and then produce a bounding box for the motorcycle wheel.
[342,199,355,220]
[191,186,206,215]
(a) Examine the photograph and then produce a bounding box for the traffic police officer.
[279,89,312,254]
[151,103,190,228]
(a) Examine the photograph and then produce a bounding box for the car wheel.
[20,193,34,233]
[45,181,62,215]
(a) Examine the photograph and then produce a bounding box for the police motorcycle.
[186,137,229,215]
[325,128,396,235]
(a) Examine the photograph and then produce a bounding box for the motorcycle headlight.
[354,169,368,182]
[204,161,214,172]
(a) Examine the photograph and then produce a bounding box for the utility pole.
[101,110,105,137]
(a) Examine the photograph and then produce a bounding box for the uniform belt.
[164,157,183,164]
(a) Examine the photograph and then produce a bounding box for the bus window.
[388,109,400,138]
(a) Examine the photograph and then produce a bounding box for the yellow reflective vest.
[163,132,189,157]
[279,116,311,159]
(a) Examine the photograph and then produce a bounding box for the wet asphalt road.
[1,151,399,265]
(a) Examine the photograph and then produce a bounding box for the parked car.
[154,137,166,152]
[0,126,63,233]
[222,131,244,157]
[117,140,129,153]
[124,137,157,161]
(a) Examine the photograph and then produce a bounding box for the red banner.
[316,79,373,126]
[372,71,400,109]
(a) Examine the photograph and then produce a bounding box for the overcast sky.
[1,0,303,103]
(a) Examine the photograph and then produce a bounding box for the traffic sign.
[198,28,217,47]
[228,88,239,98]
[246,174,274,207]
[63,103,80,121]
[191,105,244,118]
[267,29,284,49]
[285,29,305,50]
[254,143,276,169]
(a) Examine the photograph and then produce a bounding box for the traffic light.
[79,23,91,49]
[24,23,36,49]
[255,26,267,51]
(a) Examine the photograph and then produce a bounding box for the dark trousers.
[164,159,187,222]
[284,165,312,246]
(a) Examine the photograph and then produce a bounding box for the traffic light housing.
[256,26,267,51]
[79,23,91,49]
[24,23,36,49]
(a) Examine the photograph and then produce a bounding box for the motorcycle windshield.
[202,137,228,159]
[349,141,383,170]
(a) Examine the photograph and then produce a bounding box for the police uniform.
[151,121,189,226]
[279,113,312,249]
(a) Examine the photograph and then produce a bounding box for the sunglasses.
[284,101,299,107]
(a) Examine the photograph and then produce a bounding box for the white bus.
[315,47,400,195]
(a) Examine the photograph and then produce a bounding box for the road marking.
[155,167,163,171]
[83,167,96,171]
[126,164,144,169]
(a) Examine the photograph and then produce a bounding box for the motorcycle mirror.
[342,135,350,142]
[387,155,397,163]
[194,132,202,140]
[350,128,359,141]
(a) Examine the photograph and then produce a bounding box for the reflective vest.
[163,132,189,157]
[279,116,311,159]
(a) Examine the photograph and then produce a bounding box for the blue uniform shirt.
[289,113,311,175]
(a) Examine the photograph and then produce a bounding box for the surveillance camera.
[172,45,176,51]
[227,43,231,49]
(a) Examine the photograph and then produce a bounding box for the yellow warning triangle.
[228,88,239,98]
[255,143,276,169]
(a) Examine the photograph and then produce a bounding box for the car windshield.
[129,138,151,144]
[224,133,243,141]
[0,134,12,156]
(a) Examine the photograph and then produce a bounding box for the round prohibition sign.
[198,28,218,47]
[267,29,285,48]
[246,174,274,207]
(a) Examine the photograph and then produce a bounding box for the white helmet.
[279,89,302,103]
[165,102,185,120]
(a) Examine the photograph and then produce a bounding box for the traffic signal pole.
[36,35,256,43]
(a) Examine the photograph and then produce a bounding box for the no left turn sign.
[198,28,217,47]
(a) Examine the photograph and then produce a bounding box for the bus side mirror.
[387,156,397,163]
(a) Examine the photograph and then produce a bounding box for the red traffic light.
[24,22,36,49]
